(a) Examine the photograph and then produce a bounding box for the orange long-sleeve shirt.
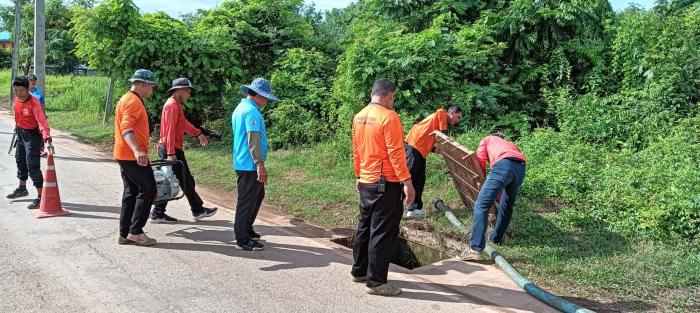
[159,97,201,155]
[352,104,411,183]
[113,91,150,161]
[405,108,448,158]
[475,135,526,173]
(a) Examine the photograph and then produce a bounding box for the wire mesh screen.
[433,131,496,224]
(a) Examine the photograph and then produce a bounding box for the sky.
[0,0,660,18]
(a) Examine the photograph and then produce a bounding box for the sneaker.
[151,214,178,224]
[351,275,367,283]
[126,233,157,246]
[234,240,264,251]
[6,187,28,199]
[193,207,218,221]
[366,283,402,296]
[458,247,482,261]
[27,198,40,210]
[118,236,132,245]
[405,209,427,218]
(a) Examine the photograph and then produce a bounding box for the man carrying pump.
[150,77,218,223]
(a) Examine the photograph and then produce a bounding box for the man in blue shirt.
[231,78,279,251]
[27,74,47,157]
[27,74,45,107]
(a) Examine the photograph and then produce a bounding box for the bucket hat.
[168,77,193,93]
[128,69,157,84]
[239,78,279,101]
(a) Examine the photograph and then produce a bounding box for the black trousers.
[118,160,156,237]
[15,128,43,188]
[405,144,426,211]
[234,170,264,243]
[152,146,204,216]
[351,181,403,287]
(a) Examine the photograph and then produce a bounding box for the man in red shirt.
[151,78,218,223]
[461,133,526,260]
[404,107,463,218]
[6,77,52,210]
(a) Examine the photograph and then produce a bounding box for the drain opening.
[331,236,450,270]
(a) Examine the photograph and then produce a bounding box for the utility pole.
[9,0,21,104]
[34,0,46,92]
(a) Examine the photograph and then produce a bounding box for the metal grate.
[433,131,496,225]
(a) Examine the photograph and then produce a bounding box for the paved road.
[0,111,555,313]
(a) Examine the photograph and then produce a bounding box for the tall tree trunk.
[22,59,31,76]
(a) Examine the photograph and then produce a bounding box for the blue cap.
[239,78,280,101]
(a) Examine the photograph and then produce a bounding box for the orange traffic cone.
[33,153,70,218]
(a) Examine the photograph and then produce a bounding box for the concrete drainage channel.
[331,235,451,270]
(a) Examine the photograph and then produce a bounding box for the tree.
[0,0,34,75]
[72,0,141,78]
[196,0,315,78]
[268,48,334,148]
[46,0,80,73]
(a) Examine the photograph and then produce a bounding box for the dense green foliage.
[330,0,699,242]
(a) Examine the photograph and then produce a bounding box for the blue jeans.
[470,158,526,251]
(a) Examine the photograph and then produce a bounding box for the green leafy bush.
[268,48,334,148]
[517,118,700,241]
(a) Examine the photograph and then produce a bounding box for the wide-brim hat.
[128,69,157,84]
[168,77,193,92]
[239,77,280,101]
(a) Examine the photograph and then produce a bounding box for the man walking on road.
[150,78,218,223]
[114,69,158,246]
[351,79,415,296]
[404,106,463,218]
[6,77,52,210]
[460,133,526,260]
[231,78,279,251]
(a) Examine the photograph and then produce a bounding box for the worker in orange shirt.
[113,69,158,246]
[404,107,463,218]
[351,79,415,296]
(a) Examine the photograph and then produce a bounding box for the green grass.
[186,140,359,226]
[7,71,698,312]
